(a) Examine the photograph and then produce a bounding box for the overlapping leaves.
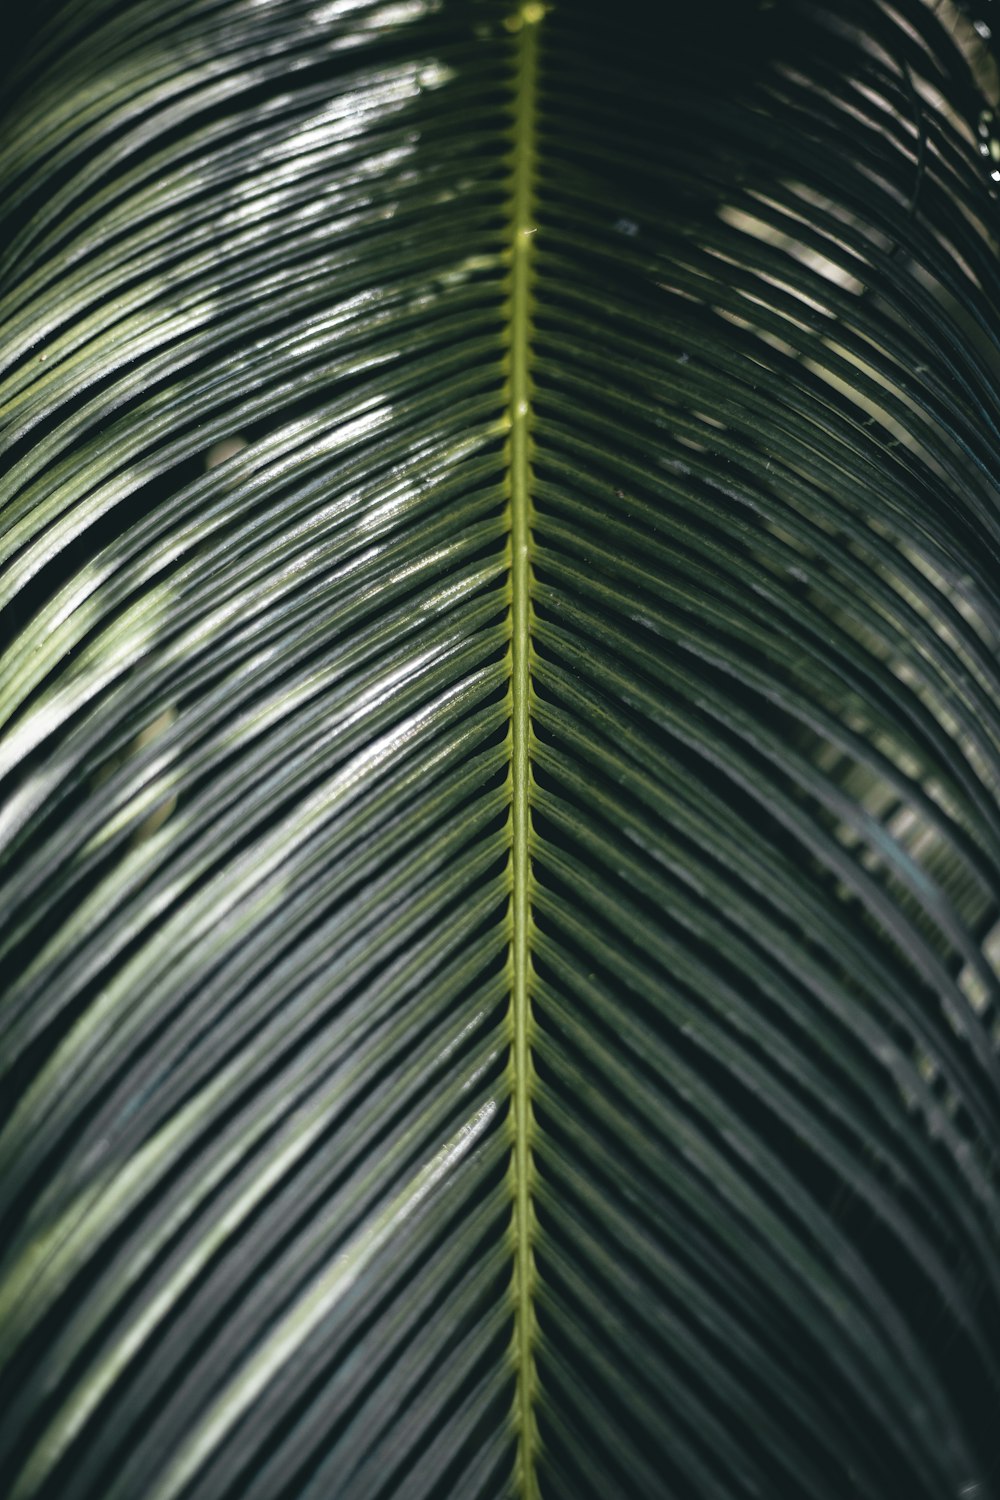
[1,1,999,1496]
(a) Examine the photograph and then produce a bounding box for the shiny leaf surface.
[1,2,1000,1496]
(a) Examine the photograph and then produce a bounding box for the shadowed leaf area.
[1,1,999,1496]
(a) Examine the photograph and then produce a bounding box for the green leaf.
[1,1,1000,1496]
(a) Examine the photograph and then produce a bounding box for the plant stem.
[506,4,542,1496]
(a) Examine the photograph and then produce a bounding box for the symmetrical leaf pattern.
[1,2,999,1497]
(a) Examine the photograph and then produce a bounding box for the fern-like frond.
[1,2,999,1497]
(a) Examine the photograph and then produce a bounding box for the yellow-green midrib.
[504,4,543,1498]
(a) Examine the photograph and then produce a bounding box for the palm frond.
[1,1,1000,1496]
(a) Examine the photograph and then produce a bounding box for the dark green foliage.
[1,2,999,1496]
